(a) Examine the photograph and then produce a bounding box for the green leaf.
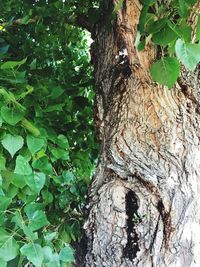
[1,106,24,126]
[0,258,6,267]
[44,232,57,242]
[14,71,27,83]
[1,170,12,190]
[24,172,46,193]
[178,0,190,17]
[46,258,60,267]
[0,58,26,69]
[7,184,18,198]
[20,147,32,161]
[14,155,32,175]
[30,59,37,70]
[57,135,69,149]
[196,14,200,41]
[0,155,6,171]
[0,115,3,127]
[12,211,38,240]
[43,247,60,267]
[0,229,19,261]
[0,196,12,211]
[59,230,71,244]
[44,103,65,112]
[138,6,148,34]
[41,190,53,203]
[152,25,178,46]
[146,18,167,34]
[51,148,69,161]
[0,45,9,55]
[185,0,197,4]
[50,86,64,99]
[62,171,74,184]
[20,243,43,267]
[43,246,53,263]
[1,134,24,157]
[28,210,49,231]
[24,202,44,218]
[0,175,4,196]
[19,15,31,25]
[32,157,52,174]
[175,39,200,70]
[0,70,26,84]
[141,0,156,5]
[59,245,74,263]
[27,135,45,155]
[168,21,192,42]
[11,173,26,188]
[150,57,180,88]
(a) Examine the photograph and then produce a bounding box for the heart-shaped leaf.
[152,25,178,46]
[43,246,60,267]
[59,245,74,263]
[0,229,19,261]
[175,38,200,70]
[24,172,46,193]
[1,134,24,157]
[1,106,24,126]
[14,155,32,175]
[150,57,180,88]
[20,243,43,267]
[27,135,45,155]
[28,210,49,231]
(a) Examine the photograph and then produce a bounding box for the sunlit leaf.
[24,172,46,193]
[20,243,43,267]
[1,134,24,157]
[1,58,26,69]
[59,245,74,263]
[27,135,45,155]
[175,38,200,70]
[0,229,19,261]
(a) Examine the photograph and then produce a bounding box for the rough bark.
[82,1,200,266]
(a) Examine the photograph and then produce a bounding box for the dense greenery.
[0,0,200,266]
[0,1,98,266]
[138,0,200,88]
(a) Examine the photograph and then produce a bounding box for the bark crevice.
[124,190,140,261]
[83,0,200,266]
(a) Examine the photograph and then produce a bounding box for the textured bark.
[82,1,200,266]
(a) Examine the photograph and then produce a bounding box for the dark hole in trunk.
[124,190,140,260]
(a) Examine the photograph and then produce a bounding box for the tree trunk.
[83,1,200,266]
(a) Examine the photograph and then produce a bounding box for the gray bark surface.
[82,1,200,266]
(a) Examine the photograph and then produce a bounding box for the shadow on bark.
[124,190,140,260]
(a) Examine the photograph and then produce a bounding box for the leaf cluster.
[138,0,200,88]
[0,0,98,266]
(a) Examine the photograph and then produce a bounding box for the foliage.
[0,0,98,266]
[1,0,200,265]
[137,0,200,88]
